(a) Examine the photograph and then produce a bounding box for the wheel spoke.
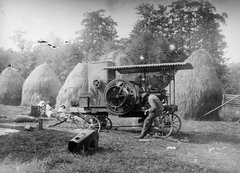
[119,82,126,93]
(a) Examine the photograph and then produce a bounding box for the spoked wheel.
[151,114,173,138]
[169,113,181,134]
[83,116,101,132]
[99,116,112,130]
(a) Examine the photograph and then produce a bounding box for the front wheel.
[99,116,112,130]
[83,116,101,132]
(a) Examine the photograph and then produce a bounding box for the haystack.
[173,50,222,120]
[56,63,88,109]
[21,63,62,106]
[0,67,24,105]
[99,50,135,80]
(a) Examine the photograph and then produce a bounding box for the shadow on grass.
[172,131,240,145]
[111,126,142,134]
[110,126,240,146]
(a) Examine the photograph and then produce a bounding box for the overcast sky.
[0,0,239,63]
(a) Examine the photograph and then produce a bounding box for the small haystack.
[21,63,62,106]
[174,50,222,120]
[99,50,135,80]
[56,63,88,109]
[0,67,24,105]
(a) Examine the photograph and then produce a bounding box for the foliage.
[75,9,118,61]
[102,38,127,54]
[222,63,240,94]
[167,0,228,81]
[7,31,84,82]
[8,29,36,78]
[130,0,228,82]
[0,48,10,73]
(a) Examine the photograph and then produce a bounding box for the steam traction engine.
[70,61,193,138]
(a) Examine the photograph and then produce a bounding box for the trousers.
[141,111,161,135]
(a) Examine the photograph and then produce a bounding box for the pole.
[200,94,240,119]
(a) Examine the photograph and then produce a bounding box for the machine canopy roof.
[103,62,193,74]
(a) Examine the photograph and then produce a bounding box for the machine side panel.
[88,61,115,107]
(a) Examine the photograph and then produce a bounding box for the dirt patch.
[0,128,20,136]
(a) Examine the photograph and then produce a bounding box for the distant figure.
[57,105,66,113]
[38,100,46,108]
[7,64,12,68]
[38,101,46,117]
[56,105,67,119]
[46,101,52,111]
[45,101,54,118]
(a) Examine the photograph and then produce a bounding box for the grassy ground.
[0,104,240,173]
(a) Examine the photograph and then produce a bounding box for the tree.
[126,32,171,64]
[222,63,240,94]
[75,9,118,61]
[130,3,188,64]
[130,0,228,81]
[0,47,10,73]
[102,38,126,54]
[9,28,36,78]
[167,0,228,80]
[33,33,84,83]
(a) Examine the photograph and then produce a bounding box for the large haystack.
[99,50,135,80]
[56,63,88,109]
[174,50,222,120]
[0,67,24,105]
[21,63,62,106]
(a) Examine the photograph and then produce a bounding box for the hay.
[21,63,62,106]
[99,50,135,80]
[0,67,24,105]
[56,63,88,109]
[173,50,222,120]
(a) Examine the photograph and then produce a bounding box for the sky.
[0,0,239,63]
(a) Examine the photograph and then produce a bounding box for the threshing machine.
[70,61,193,138]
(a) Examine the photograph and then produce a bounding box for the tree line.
[0,0,239,94]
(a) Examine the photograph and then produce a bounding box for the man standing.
[135,92,164,139]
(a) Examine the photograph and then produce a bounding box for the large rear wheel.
[151,114,173,138]
[169,113,181,134]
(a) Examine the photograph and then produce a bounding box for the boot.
[135,129,148,139]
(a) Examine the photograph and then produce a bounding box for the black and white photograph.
[0,0,239,172]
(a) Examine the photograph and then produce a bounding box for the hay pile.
[174,50,222,120]
[56,63,88,109]
[99,50,135,80]
[0,67,24,105]
[21,63,62,106]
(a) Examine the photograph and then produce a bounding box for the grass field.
[0,105,240,173]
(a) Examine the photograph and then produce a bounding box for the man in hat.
[135,92,164,139]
